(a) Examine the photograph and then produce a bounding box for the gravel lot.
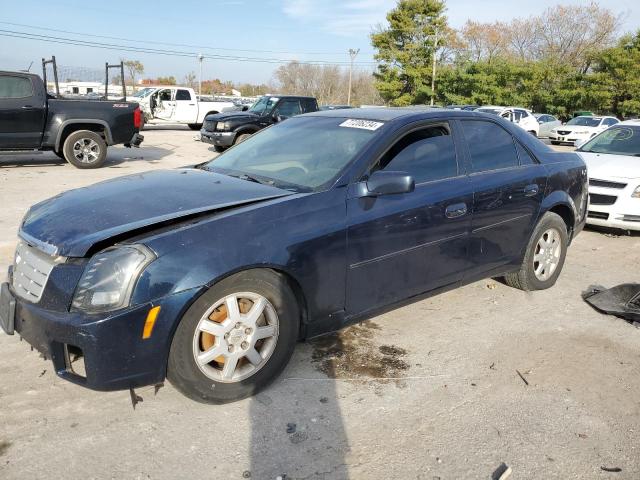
[0,127,639,479]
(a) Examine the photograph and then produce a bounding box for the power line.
[0,21,376,57]
[0,29,378,67]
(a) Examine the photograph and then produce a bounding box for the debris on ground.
[582,284,640,324]
[319,396,329,404]
[601,466,622,473]
[516,370,529,386]
[489,362,496,370]
[38,369,46,377]
[129,388,143,410]
[577,433,588,439]
[154,383,164,396]
[286,423,296,434]
[492,463,512,480]
[487,283,497,290]
[242,470,251,478]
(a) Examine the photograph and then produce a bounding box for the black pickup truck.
[0,70,143,168]
[200,95,318,152]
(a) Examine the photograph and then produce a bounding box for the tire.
[62,130,107,169]
[214,145,225,153]
[188,124,202,131]
[550,141,560,145]
[529,131,538,137]
[167,269,300,404]
[504,212,568,291]
[234,133,252,145]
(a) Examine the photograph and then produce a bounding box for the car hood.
[205,111,259,122]
[555,125,599,132]
[20,169,291,257]
[579,152,640,181]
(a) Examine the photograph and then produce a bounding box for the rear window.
[0,75,33,98]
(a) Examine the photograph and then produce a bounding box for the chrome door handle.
[445,203,468,219]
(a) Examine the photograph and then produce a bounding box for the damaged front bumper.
[0,280,198,391]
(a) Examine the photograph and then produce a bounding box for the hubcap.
[72,138,100,163]
[533,228,562,281]
[192,292,279,383]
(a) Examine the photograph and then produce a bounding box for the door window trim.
[358,120,465,186]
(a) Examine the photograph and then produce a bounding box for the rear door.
[173,89,198,123]
[0,74,46,149]
[460,120,546,277]
[275,99,302,120]
[346,121,473,315]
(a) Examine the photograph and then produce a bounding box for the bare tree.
[123,60,144,92]
[183,71,197,89]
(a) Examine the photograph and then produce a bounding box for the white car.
[476,106,540,136]
[549,116,619,146]
[128,86,235,130]
[577,120,640,231]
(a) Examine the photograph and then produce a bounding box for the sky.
[0,0,638,85]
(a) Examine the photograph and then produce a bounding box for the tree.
[370,0,447,106]
[156,76,177,85]
[592,31,640,118]
[123,60,144,92]
[183,72,197,89]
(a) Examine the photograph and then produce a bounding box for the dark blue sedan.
[0,108,588,403]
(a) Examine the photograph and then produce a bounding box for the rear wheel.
[167,270,299,403]
[188,124,202,131]
[62,130,107,169]
[504,212,568,291]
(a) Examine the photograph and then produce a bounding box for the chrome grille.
[12,241,61,302]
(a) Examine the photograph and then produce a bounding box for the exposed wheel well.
[547,204,574,237]
[58,123,109,151]
[205,111,219,117]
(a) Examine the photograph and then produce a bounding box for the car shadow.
[249,339,350,479]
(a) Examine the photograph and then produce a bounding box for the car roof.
[305,107,501,123]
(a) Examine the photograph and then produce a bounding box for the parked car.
[0,109,588,403]
[476,106,540,136]
[129,86,235,130]
[534,113,562,138]
[200,95,319,152]
[549,116,619,146]
[445,104,479,111]
[0,70,143,168]
[576,120,640,231]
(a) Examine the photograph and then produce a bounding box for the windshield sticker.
[339,119,384,131]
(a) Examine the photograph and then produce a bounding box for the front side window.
[158,89,172,101]
[372,124,458,184]
[176,89,191,101]
[277,100,302,118]
[248,96,279,115]
[461,120,518,172]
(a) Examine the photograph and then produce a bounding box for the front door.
[346,122,473,316]
[0,74,46,149]
[459,119,546,277]
[173,89,198,123]
[153,88,175,121]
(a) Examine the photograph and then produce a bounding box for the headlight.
[72,245,155,313]
[633,185,640,199]
[216,122,231,131]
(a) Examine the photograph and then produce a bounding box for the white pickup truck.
[130,86,235,130]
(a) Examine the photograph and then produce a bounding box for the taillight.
[133,107,142,129]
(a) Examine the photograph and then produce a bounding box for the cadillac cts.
[0,109,588,403]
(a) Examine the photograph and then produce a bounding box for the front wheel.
[234,133,252,145]
[188,123,202,131]
[62,130,107,169]
[167,270,299,403]
[504,212,568,291]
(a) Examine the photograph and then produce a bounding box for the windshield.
[131,88,155,98]
[579,126,640,156]
[567,117,600,127]
[202,117,381,191]
[248,96,279,115]
[477,108,503,115]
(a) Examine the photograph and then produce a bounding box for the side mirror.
[357,171,415,197]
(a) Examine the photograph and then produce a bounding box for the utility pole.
[198,53,204,96]
[430,27,438,107]
[347,48,360,106]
